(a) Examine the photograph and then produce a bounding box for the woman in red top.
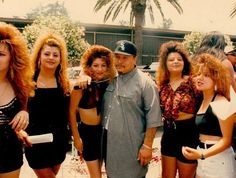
[156,41,202,178]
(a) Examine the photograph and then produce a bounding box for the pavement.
[20,129,163,178]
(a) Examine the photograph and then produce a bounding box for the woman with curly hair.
[69,45,116,178]
[0,22,34,178]
[156,41,202,178]
[182,53,236,178]
[24,32,71,178]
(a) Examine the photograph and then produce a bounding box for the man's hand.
[137,145,152,166]
[75,75,92,89]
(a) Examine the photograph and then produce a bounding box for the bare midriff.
[78,107,101,125]
[199,134,221,142]
[175,112,195,121]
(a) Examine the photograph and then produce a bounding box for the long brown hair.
[156,41,191,86]
[0,22,34,109]
[31,32,70,95]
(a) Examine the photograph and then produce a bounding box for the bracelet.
[142,144,152,150]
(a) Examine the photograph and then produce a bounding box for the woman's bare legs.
[177,160,196,178]
[33,164,61,178]
[162,155,197,178]
[161,155,177,178]
[86,159,101,178]
[0,169,20,178]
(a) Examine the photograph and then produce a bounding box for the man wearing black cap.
[102,40,161,178]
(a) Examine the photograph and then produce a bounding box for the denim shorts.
[197,146,236,178]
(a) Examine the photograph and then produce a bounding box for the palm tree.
[230,2,236,17]
[94,0,183,65]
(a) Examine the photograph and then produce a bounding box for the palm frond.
[167,0,183,14]
[147,5,155,23]
[94,0,113,12]
[152,0,164,19]
[104,1,118,22]
[130,10,134,26]
[112,0,127,21]
[230,3,236,18]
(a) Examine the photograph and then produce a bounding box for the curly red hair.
[80,45,116,82]
[156,41,192,86]
[31,32,70,95]
[193,53,230,101]
[0,22,34,109]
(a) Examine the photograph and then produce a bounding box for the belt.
[199,142,214,149]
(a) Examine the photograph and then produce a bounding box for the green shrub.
[23,15,89,66]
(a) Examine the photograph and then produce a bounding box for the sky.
[0,0,236,35]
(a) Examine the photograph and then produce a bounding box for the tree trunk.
[133,2,146,65]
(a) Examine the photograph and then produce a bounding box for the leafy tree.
[94,0,183,65]
[23,15,89,66]
[182,31,234,56]
[182,32,205,56]
[25,1,68,19]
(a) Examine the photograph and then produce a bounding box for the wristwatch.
[200,152,205,160]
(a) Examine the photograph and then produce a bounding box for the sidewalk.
[20,129,162,178]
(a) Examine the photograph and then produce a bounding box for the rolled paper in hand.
[29,133,53,144]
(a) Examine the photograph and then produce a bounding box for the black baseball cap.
[114,40,137,56]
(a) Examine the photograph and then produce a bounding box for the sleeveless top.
[74,80,109,115]
[195,94,222,137]
[0,97,21,125]
[27,73,69,136]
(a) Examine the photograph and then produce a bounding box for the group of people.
[0,22,71,178]
[0,21,236,178]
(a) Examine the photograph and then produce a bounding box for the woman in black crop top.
[0,23,34,177]
[69,45,116,178]
[24,33,71,178]
[182,54,236,178]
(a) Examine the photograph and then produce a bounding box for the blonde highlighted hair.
[31,32,70,95]
[80,45,116,82]
[0,22,34,109]
[194,53,230,101]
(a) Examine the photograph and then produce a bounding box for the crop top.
[195,94,222,137]
[160,77,202,122]
[74,80,109,115]
[0,97,21,125]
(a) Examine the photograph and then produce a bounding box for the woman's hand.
[9,110,29,131]
[137,145,152,166]
[74,138,83,154]
[15,130,32,147]
[182,146,201,160]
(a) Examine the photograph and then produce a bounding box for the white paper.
[29,133,53,144]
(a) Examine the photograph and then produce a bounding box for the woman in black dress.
[25,32,71,178]
[0,22,33,178]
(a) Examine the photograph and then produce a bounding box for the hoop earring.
[10,66,14,79]
[38,60,41,70]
